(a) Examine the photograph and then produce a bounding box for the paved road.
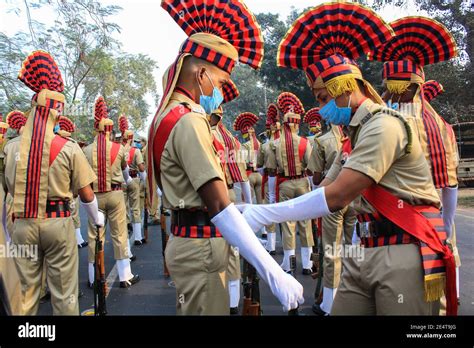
[38,204,473,316]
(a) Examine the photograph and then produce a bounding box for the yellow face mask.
[242,133,249,139]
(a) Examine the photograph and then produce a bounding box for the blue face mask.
[198,71,224,115]
[53,124,60,134]
[134,142,143,150]
[319,97,352,126]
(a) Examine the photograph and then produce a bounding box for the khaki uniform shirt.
[326,99,440,214]
[83,140,127,188]
[266,132,312,175]
[3,136,96,200]
[127,147,144,172]
[155,92,224,209]
[308,125,343,175]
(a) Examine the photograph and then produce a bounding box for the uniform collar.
[169,90,206,115]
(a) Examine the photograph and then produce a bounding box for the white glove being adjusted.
[237,187,331,233]
[122,166,133,185]
[211,203,304,311]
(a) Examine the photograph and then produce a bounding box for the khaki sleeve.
[325,150,343,182]
[325,138,340,169]
[308,139,325,173]
[344,115,407,183]
[120,145,127,169]
[302,139,312,169]
[173,114,224,191]
[134,148,144,166]
[265,142,277,170]
[70,143,97,192]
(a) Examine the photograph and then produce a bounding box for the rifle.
[313,218,324,304]
[242,259,261,316]
[94,224,107,316]
[160,206,170,278]
[143,190,148,243]
[310,219,320,279]
[289,254,296,277]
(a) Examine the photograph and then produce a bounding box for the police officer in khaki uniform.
[147,0,303,315]
[306,112,357,315]
[240,3,457,315]
[3,51,103,315]
[119,115,147,245]
[256,104,280,254]
[83,97,139,289]
[54,116,88,249]
[209,107,242,315]
[266,92,314,274]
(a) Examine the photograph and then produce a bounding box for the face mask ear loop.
[197,70,205,96]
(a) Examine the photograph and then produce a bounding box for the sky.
[0,0,425,131]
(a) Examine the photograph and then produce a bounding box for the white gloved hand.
[156,186,163,197]
[212,203,304,311]
[442,186,458,239]
[237,187,331,233]
[122,166,133,185]
[139,170,147,183]
[268,176,276,203]
[81,196,105,227]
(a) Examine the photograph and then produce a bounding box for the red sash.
[362,185,457,315]
[127,147,136,166]
[261,173,268,199]
[110,142,120,165]
[153,105,191,188]
[298,137,308,162]
[49,135,68,166]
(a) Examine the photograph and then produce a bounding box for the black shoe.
[312,303,329,316]
[261,234,268,240]
[230,307,239,315]
[134,240,143,246]
[141,238,147,244]
[164,211,170,217]
[268,250,276,256]
[78,289,84,298]
[120,275,140,288]
[148,219,159,225]
[78,241,88,249]
[130,255,137,262]
[87,281,94,289]
[302,268,312,275]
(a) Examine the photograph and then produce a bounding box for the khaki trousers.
[248,172,263,204]
[124,178,141,223]
[88,191,129,263]
[322,205,357,288]
[331,243,440,315]
[226,188,241,281]
[279,178,314,250]
[165,237,229,315]
[71,197,80,229]
[12,217,79,315]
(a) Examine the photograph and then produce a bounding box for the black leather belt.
[171,209,214,227]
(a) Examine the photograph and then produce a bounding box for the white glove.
[268,176,276,204]
[212,203,304,311]
[139,170,147,183]
[237,187,331,233]
[80,196,105,227]
[156,186,163,197]
[442,186,458,239]
[122,166,133,185]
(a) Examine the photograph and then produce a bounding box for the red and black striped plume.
[304,108,322,127]
[162,0,264,71]
[278,2,393,69]
[118,114,129,134]
[18,50,64,93]
[58,116,75,133]
[369,16,457,67]
[222,80,240,104]
[277,92,305,121]
[6,110,27,131]
[94,97,108,130]
[234,112,259,134]
[423,80,444,103]
[266,103,279,128]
